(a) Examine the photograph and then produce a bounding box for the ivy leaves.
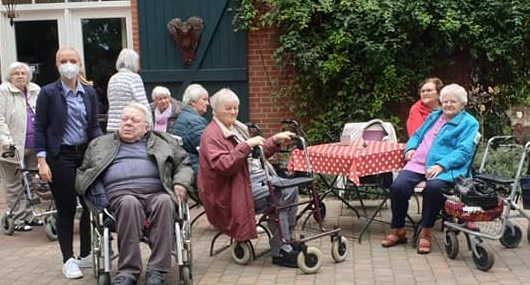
[235,0,530,142]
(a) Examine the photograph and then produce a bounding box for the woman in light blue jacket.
[381,83,479,254]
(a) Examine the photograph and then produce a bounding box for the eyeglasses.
[11,71,27,76]
[120,116,146,124]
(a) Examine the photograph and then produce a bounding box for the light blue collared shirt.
[61,80,88,146]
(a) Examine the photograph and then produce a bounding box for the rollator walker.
[210,132,349,274]
[0,145,57,240]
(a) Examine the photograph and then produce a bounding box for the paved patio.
[1,191,530,285]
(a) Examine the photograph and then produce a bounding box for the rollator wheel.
[472,243,494,271]
[330,236,348,262]
[98,272,111,285]
[180,265,192,285]
[297,246,322,274]
[312,200,326,221]
[499,224,522,248]
[230,241,253,265]
[45,216,58,241]
[444,231,459,259]
[1,213,15,235]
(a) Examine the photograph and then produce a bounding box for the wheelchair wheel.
[1,213,15,235]
[231,241,253,265]
[45,216,58,241]
[179,265,192,285]
[444,231,459,259]
[472,243,494,271]
[297,246,322,274]
[330,236,348,262]
[92,229,102,278]
[98,272,111,285]
[500,224,522,248]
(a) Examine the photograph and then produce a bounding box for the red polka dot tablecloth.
[287,140,406,185]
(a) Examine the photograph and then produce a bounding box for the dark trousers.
[389,170,452,229]
[47,147,90,263]
[251,171,298,257]
[109,192,174,281]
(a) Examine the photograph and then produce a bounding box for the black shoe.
[272,249,299,268]
[113,275,136,285]
[146,271,165,285]
[290,242,304,252]
[25,218,44,226]
[14,223,32,232]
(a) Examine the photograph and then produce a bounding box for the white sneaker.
[62,258,83,279]
[75,254,93,268]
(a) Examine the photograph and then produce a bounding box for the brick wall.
[247,27,292,137]
[131,0,140,53]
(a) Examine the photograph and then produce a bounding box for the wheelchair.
[90,198,193,285]
[209,134,349,274]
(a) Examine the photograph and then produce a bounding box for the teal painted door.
[137,0,248,120]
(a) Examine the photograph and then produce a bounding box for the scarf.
[153,103,172,131]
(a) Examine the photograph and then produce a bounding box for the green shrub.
[234,0,530,143]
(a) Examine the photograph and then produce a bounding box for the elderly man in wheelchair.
[76,102,194,285]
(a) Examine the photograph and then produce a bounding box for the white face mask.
[58,63,80,80]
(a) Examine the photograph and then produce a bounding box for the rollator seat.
[271,177,314,190]
[474,173,515,185]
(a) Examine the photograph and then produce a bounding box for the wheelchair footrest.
[272,177,313,189]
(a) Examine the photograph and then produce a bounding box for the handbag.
[453,176,499,210]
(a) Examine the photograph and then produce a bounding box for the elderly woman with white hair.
[169,83,209,177]
[106,48,150,132]
[381,83,479,254]
[149,86,183,132]
[0,61,41,232]
[197,88,303,268]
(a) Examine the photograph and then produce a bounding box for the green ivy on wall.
[234,0,530,143]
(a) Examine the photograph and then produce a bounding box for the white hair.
[440,83,468,105]
[182,83,208,105]
[6,61,33,82]
[122,102,153,129]
[115,48,140,72]
[210,88,239,115]
[151,86,171,100]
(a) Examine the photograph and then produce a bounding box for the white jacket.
[0,81,40,163]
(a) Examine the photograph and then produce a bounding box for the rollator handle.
[1,144,16,158]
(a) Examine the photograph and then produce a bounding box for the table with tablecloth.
[288,140,406,242]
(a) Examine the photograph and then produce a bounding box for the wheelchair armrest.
[474,173,515,185]
[271,177,313,190]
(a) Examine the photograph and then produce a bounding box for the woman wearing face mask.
[34,46,103,279]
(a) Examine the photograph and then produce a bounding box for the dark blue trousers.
[389,170,452,229]
[47,147,90,263]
